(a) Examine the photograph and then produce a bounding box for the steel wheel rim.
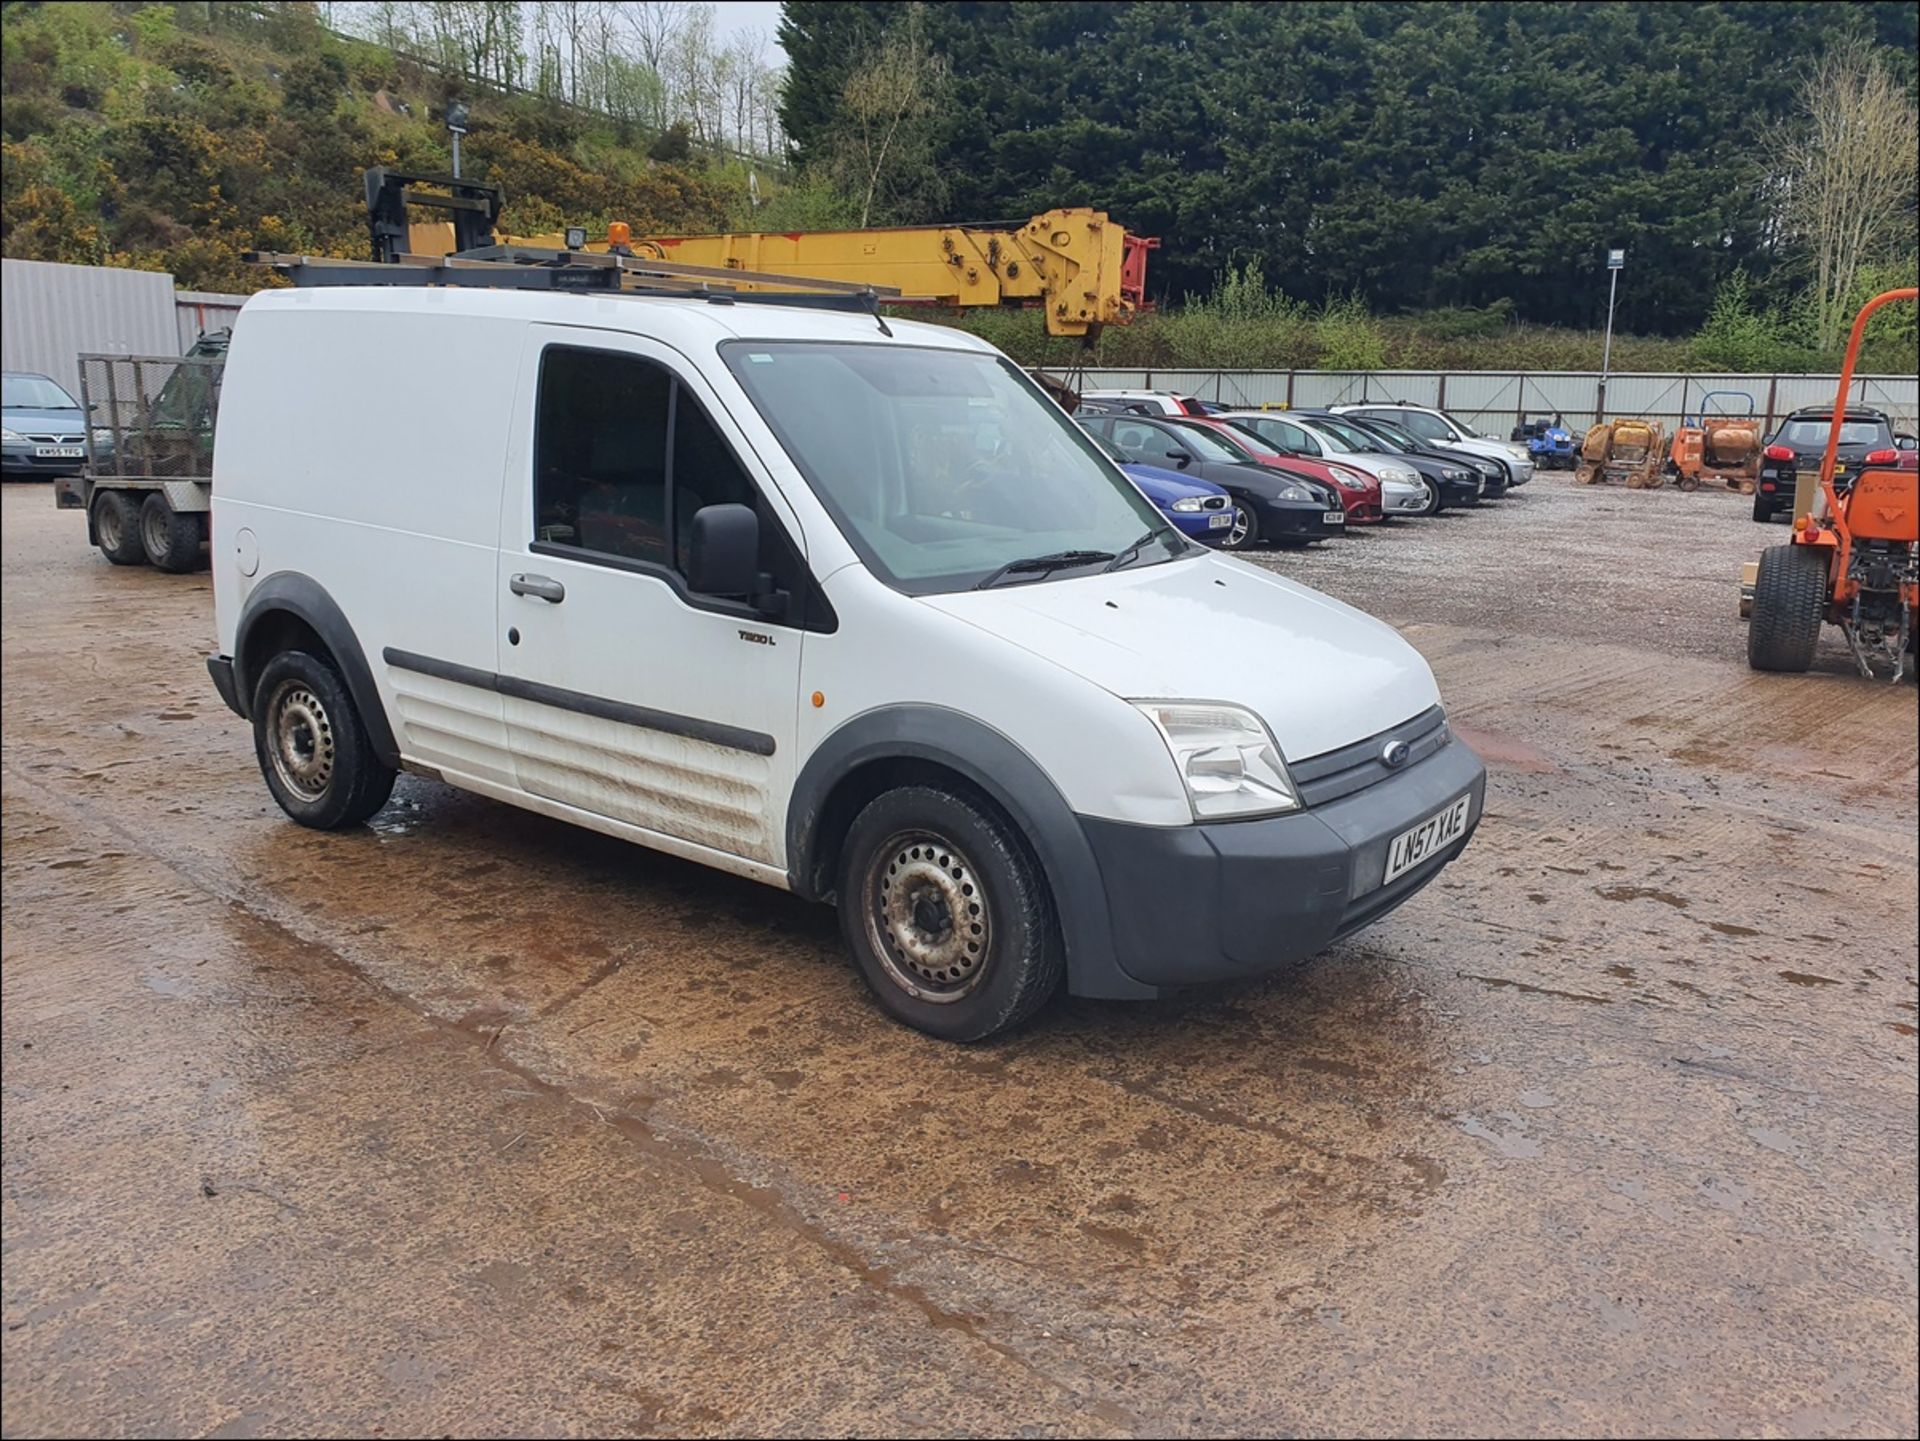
[864,830,991,1003]
[141,503,167,557]
[267,680,335,803]
[98,503,122,549]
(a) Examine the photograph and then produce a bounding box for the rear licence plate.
[35,445,83,459]
[1208,512,1233,529]
[1322,510,1345,524]
[1383,792,1472,885]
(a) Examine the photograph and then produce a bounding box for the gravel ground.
[1244,473,1784,667]
[3,476,1915,1437]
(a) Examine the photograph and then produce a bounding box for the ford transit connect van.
[206,284,1484,1040]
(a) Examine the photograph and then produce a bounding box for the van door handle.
[509,573,565,603]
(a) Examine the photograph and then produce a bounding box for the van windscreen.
[722,342,1186,594]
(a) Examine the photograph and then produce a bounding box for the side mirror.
[686,503,759,598]
[1896,434,1917,450]
[1166,449,1192,468]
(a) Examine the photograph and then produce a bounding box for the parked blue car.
[1511,414,1577,470]
[1095,435,1238,543]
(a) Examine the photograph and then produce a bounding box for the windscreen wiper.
[973,549,1115,590]
[1103,523,1181,572]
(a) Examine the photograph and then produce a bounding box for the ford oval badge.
[1382,740,1412,769]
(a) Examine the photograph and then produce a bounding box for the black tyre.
[94,490,146,566]
[838,785,1063,1042]
[1220,503,1259,550]
[139,493,204,572]
[251,650,397,829]
[1752,494,1775,524]
[1414,479,1441,516]
[1747,543,1827,673]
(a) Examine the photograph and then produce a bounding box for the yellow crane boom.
[376,173,1153,338]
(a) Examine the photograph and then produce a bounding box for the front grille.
[25,433,81,445]
[1201,495,1228,511]
[1290,705,1449,807]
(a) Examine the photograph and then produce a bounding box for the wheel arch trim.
[787,704,1156,1000]
[233,572,400,766]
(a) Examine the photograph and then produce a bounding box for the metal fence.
[1039,367,1920,436]
[174,289,245,350]
[79,353,224,483]
[1,259,247,398]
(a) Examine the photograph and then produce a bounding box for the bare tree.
[1767,37,1920,352]
[621,1,687,132]
[833,4,948,226]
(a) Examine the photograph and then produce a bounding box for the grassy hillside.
[0,0,764,291]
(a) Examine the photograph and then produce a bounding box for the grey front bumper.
[1077,737,1485,989]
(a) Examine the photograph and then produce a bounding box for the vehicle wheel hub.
[268,681,335,802]
[868,833,990,1002]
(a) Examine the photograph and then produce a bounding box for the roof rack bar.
[445,243,904,296]
[244,251,898,315]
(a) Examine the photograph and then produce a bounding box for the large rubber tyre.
[251,650,397,829]
[1219,503,1259,551]
[94,490,146,566]
[837,785,1064,1042]
[140,492,204,572]
[1747,543,1828,673]
[1752,494,1775,523]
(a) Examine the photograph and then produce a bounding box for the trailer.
[53,332,226,571]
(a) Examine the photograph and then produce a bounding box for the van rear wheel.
[838,785,1063,1041]
[251,650,396,829]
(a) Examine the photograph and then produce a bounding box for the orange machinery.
[1746,288,1918,680]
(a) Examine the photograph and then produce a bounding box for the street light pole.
[1598,247,1624,420]
[446,101,470,179]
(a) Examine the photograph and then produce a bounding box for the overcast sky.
[710,1,786,57]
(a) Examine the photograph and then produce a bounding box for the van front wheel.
[251,650,396,829]
[838,785,1063,1041]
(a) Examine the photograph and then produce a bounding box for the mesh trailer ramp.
[55,334,229,572]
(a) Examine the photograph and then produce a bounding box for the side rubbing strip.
[382,648,776,757]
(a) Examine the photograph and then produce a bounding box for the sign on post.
[1607,249,1626,270]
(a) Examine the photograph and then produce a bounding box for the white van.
[207,284,1484,1040]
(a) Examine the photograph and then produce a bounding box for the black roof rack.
[245,246,903,320]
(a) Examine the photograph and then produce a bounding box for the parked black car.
[1288,409,1489,509]
[1752,406,1904,523]
[1077,411,1346,550]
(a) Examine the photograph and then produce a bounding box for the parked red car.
[1165,416,1385,523]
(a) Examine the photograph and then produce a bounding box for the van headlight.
[1131,700,1301,819]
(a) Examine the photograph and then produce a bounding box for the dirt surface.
[3,476,1915,1438]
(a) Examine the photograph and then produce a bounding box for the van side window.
[535,347,671,564]
[671,396,758,571]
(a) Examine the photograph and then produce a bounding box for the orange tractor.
[1747,288,1918,681]
[1667,391,1762,493]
